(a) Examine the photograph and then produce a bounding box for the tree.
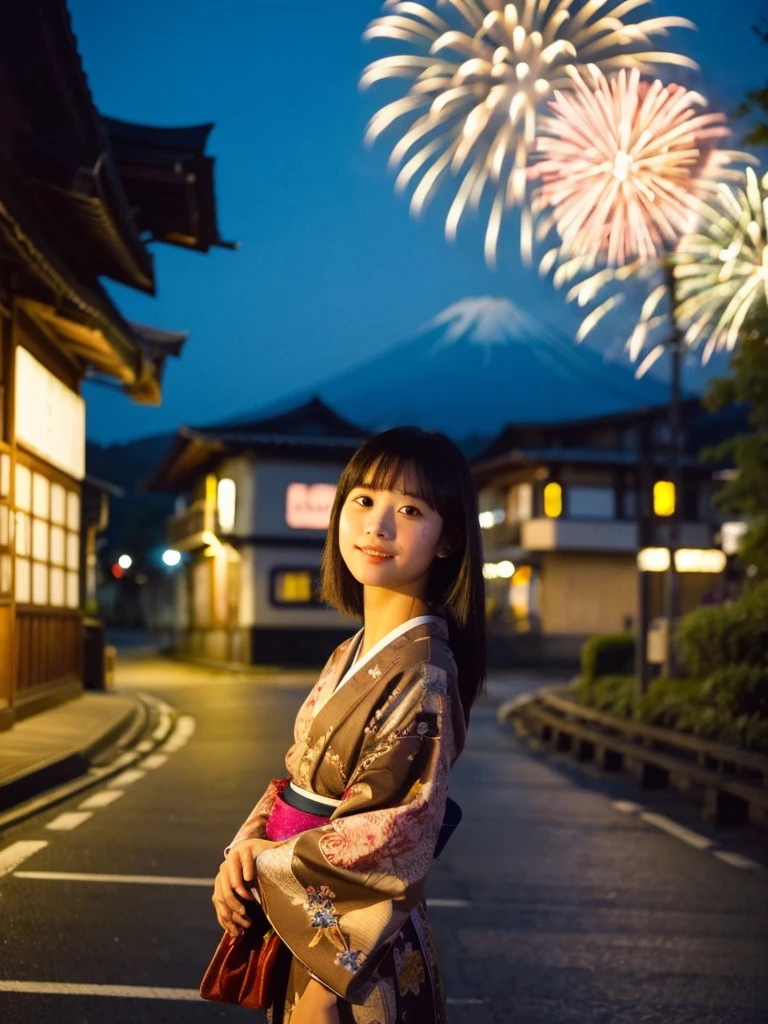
[735,17,768,146]
[704,307,768,576]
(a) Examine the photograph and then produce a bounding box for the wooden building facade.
[0,0,230,729]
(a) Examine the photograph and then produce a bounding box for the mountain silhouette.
[222,296,673,441]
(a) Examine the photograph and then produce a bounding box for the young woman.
[211,426,486,1023]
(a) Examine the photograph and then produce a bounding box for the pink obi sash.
[264,778,335,841]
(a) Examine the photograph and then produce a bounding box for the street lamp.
[117,554,132,570]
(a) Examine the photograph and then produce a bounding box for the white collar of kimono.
[335,614,444,695]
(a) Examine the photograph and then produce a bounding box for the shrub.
[633,677,704,728]
[677,582,768,677]
[570,674,636,716]
[581,633,636,683]
[701,664,768,720]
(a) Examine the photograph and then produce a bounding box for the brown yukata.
[228,617,466,1023]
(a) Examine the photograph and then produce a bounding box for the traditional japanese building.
[0,0,231,729]
[474,402,736,665]
[146,399,368,666]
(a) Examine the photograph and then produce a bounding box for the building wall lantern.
[543,482,562,519]
[653,480,675,517]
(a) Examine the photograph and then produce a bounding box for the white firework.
[674,167,768,362]
[556,167,766,378]
[361,0,696,265]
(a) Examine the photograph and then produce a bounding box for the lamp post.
[664,262,683,678]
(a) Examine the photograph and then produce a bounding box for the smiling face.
[338,471,446,600]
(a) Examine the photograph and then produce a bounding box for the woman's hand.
[290,979,340,1024]
[211,838,279,936]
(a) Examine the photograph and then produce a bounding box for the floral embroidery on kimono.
[230,618,463,1023]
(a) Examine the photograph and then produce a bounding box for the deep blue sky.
[70,0,767,443]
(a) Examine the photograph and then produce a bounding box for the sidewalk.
[0,687,170,832]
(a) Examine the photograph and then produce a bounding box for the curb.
[0,691,178,834]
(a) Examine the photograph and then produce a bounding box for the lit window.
[543,482,563,518]
[653,481,675,517]
[217,478,237,533]
[271,568,322,606]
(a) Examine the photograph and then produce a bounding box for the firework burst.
[674,168,768,362]
[531,65,737,267]
[361,0,696,265]
[544,168,764,378]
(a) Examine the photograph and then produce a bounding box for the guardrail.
[502,690,768,830]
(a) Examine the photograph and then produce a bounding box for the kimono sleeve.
[253,660,459,1004]
[225,776,286,854]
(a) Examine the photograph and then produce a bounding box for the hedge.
[580,632,636,683]
[677,582,768,678]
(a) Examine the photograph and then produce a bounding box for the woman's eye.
[401,506,421,517]
[352,494,373,507]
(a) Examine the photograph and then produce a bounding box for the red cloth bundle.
[200,778,333,1009]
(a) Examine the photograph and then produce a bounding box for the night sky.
[69,0,767,444]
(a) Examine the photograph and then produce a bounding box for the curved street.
[1,654,766,1024]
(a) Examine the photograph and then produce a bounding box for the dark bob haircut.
[319,426,486,721]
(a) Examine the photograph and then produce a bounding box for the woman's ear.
[436,528,460,558]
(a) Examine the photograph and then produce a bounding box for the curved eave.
[29,179,155,293]
[144,430,226,493]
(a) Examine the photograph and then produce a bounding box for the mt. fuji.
[226,297,673,442]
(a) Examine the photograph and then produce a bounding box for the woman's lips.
[357,546,394,562]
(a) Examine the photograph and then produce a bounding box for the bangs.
[346,448,437,509]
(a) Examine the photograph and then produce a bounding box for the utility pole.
[635,417,653,697]
[664,262,682,678]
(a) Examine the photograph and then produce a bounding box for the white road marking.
[161,715,196,753]
[613,800,641,814]
[0,841,48,877]
[0,981,483,1004]
[0,981,200,1000]
[141,753,168,770]
[45,812,93,832]
[135,740,154,753]
[14,871,477,902]
[107,769,146,788]
[714,850,761,870]
[639,812,714,851]
[15,870,213,886]
[78,790,124,810]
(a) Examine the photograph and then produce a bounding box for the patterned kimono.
[228,616,466,1024]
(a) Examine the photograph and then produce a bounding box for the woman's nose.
[366,509,393,537]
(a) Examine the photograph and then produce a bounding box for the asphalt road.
[1,657,767,1024]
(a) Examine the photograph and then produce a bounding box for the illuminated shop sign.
[286,483,337,530]
[15,347,85,480]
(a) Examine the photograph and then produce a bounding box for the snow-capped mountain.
[225,297,674,441]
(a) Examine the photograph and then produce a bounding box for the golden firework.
[361,0,696,265]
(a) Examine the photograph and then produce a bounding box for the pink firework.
[531,66,735,266]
